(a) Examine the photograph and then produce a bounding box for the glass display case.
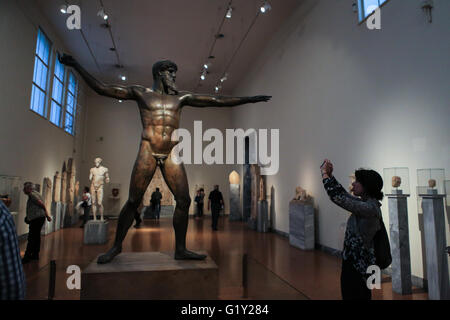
[417,168,445,195]
[383,167,410,195]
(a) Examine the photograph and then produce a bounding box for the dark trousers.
[82,205,91,225]
[341,259,372,300]
[154,203,161,219]
[25,216,45,258]
[198,203,203,217]
[134,209,142,225]
[211,204,220,230]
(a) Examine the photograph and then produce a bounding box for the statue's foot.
[97,246,122,264]
[174,249,207,260]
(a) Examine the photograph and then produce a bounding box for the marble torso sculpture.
[89,157,110,221]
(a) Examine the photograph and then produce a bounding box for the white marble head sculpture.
[94,157,102,167]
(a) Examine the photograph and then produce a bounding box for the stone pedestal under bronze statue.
[81,252,218,300]
[59,54,271,263]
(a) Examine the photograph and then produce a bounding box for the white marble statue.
[89,157,110,221]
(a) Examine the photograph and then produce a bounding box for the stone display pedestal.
[52,202,62,231]
[60,203,67,229]
[289,200,315,250]
[387,190,412,295]
[247,217,257,230]
[420,190,450,300]
[41,216,54,235]
[84,220,109,245]
[229,184,241,221]
[10,212,19,228]
[72,206,81,225]
[81,251,218,300]
[257,200,269,232]
[63,212,72,228]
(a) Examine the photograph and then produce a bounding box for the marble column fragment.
[421,190,450,300]
[387,190,412,295]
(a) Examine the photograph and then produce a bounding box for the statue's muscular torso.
[133,87,188,156]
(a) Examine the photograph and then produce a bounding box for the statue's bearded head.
[153,60,178,94]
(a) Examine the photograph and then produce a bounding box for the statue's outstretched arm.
[182,93,271,108]
[59,53,136,100]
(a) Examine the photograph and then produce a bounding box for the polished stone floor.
[20,216,428,300]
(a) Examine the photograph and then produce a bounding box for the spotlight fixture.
[118,100,123,103]
[120,75,126,81]
[97,8,108,20]
[60,4,67,14]
[260,1,271,13]
[215,85,222,93]
[226,6,233,19]
[220,73,228,83]
[203,63,211,70]
[200,70,207,81]
[208,55,215,59]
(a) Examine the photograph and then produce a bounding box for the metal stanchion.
[48,260,56,300]
[242,254,248,299]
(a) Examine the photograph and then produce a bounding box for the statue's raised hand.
[58,53,77,67]
[250,95,272,103]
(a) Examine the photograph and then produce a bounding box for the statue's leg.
[97,140,156,264]
[91,189,97,220]
[160,154,206,260]
[98,187,104,221]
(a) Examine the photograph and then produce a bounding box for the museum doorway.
[142,167,175,218]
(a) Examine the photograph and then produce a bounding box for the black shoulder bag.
[373,215,392,269]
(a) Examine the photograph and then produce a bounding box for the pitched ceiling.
[35,0,301,95]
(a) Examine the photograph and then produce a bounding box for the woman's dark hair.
[84,186,90,193]
[355,169,384,200]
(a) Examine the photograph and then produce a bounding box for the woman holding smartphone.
[320,159,384,300]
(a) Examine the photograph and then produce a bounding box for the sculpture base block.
[81,251,218,300]
[83,220,109,245]
[289,200,315,250]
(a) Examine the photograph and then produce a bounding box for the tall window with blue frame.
[64,72,78,135]
[358,0,388,22]
[50,55,65,126]
[30,28,52,116]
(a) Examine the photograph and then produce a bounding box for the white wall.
[81,93,235,215]
[0,0,88,235]
[231,0,450,280]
